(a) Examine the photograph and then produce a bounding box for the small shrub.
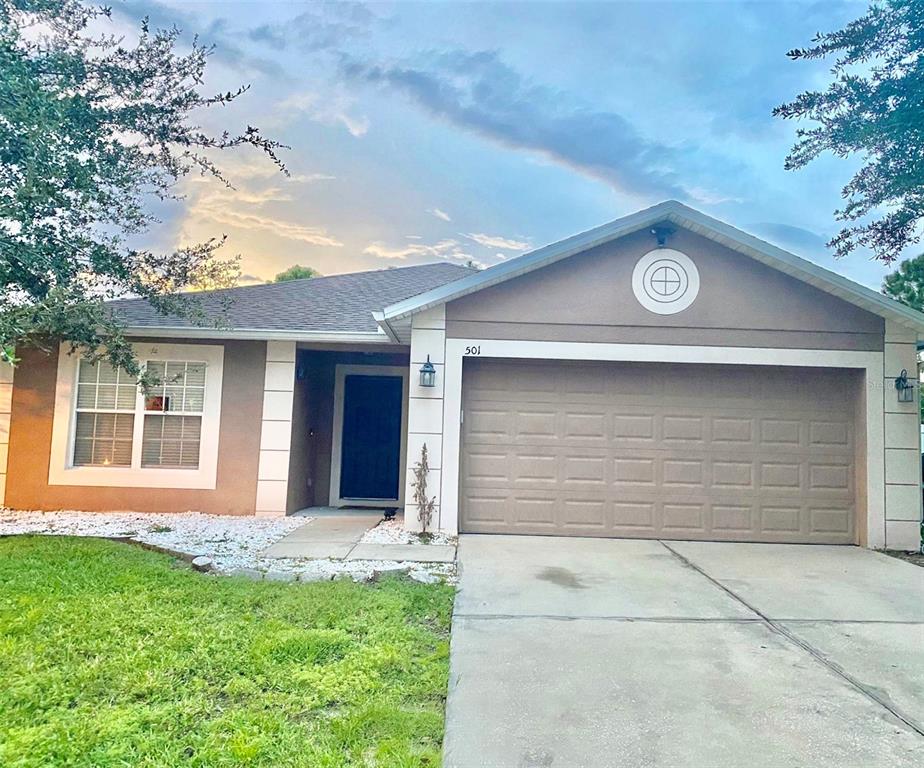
[411,444,437,534]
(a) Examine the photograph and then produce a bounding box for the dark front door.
[339,374,403,500]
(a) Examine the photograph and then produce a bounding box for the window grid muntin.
[143,361,206,415]
[141,414,202,468]
[75,359,137,414]
[71,358,208,471]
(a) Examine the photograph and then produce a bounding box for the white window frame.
[49,342,224,489]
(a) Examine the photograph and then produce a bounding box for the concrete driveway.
[443,536,924,768]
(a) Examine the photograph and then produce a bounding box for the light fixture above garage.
[894,369,915,402]
[419,356,437,388]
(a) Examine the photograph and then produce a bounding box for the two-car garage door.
[460,358,861,544]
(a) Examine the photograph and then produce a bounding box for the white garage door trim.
[440,339,885,546]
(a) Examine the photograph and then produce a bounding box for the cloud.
[428,207,452,222]
[116,1,284,77]
[363,238,471,261]
[342,49,724,200]
[181,176,343,248]
[201,154,334,186]
[750,222,829,255]
[463,232,530,251]
[247,2,378,54]
[198,206,344,247]
[292,173,337,183]
[276,92,369,137]
[238,272,266,285]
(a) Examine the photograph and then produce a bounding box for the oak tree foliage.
[882,252,924,311]
[0,0,286,378]
[774,0,923,264]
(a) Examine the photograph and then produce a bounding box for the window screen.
[72,360,136,466]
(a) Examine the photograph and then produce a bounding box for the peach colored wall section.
[5,340,265,515]
[0,360,12,504]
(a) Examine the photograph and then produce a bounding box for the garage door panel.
[561,499,608,529]
[810,506,854,536]
[809,420,852,448]
[461,359,859,543]
[712,505,754,534]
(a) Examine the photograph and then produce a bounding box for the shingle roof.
[109,262,473,336]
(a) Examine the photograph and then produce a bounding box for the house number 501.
[464,345,481,355]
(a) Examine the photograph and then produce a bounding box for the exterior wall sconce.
[894,369,915,403]
[419,356,437,388]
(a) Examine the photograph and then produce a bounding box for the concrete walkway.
[444,536,924,768]
[262,515,456,562]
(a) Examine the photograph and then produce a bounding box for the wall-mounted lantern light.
[894,368,915,403]
[419,355,437,388]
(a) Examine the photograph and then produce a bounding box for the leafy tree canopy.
[882,252,924,312]
[0,0,285,378]
[272,264,321,282]
[774,0,923,264]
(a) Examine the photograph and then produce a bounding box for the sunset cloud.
[463,232,531,251]
[363,238,470,261]
[277,91,370,137]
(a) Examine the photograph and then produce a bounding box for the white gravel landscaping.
[361,517,456,546]
[0,509,456,583]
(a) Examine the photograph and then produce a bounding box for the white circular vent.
[631,248,700,315]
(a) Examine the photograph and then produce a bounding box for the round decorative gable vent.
[631,248,700,315]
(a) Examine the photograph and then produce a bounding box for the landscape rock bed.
[0,510,456,583]
[361,517,456,546]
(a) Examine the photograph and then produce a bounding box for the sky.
[109,0,896,289]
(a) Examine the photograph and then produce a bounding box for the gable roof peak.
[378,200,924,339]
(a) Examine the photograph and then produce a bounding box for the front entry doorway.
[329,365,408,507]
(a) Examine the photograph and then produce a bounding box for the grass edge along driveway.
[0,535,454,768]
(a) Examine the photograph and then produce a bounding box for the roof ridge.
[378,199,924,333]
[108,260,472,306]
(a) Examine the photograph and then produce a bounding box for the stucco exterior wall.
[882,321,923,548]
[446,228,885,351]
[404,306,446,532]
[0,359,12,505]
[5,340,265,515]
[404,229,922,550]
[255,341,296,517]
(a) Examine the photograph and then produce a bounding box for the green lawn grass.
[0,536,454,767]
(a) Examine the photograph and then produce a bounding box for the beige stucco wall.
[6,340,266,515]
[446,228,885,350]
[882,322,923,547]
[405,226,922,549]
[404,306,446,531]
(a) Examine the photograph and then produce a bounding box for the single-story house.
[2,200,922,550]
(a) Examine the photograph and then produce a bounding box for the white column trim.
[255,341,295,517]
[440,338,886,546]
